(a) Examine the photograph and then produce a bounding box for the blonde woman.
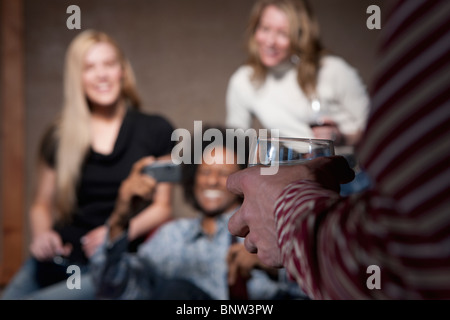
[2,30,175,299]
[226,0,369,147]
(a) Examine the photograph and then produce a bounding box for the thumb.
[49,233,65,255]
[132,156,156,175]
[61,243,73,257]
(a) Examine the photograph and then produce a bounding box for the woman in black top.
[1,30,175,299]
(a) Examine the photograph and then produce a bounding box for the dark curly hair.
[181,124,250,211]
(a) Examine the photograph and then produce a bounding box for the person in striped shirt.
[227,0,450,299]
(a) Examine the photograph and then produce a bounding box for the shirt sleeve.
[275,179,434,299]
[225,68,253,130]
[326,57,370,135]
[275,181,344,299]
[335,60,370,135]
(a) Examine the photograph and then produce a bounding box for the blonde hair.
[55,30,141,221]
[245,0,324,98]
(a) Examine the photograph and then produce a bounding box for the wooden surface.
[0,0,25,286]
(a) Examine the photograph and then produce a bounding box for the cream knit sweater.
[225,55,370,140]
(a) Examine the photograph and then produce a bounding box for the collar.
[267,60,295,78]
[185,208,239,242]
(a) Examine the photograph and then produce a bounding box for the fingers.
[226,171,245,197]
[135,175,157,200]
[29,242,46,260]
[227,165,263,195]
[227,171,250,239]
[228,208,249,238]
[325,156,355,184]
[47,232,65,255]
[82,241,100,258]
[60,243,73,257]
[120,166,157,203]
[81,226,107,247]
[305,156,355,187]
[227,243,254,285]
[227,246,239,285]
[30,231,68,261]
[312,126,337,141]
[82,229,105,258]
[132,156,156,174]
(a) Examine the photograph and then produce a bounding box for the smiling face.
[194,147,242,217]
[254,5,292,68]
[82,42,123,108]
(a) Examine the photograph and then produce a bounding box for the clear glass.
[248,136,335,167]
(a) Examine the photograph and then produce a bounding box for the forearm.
[128,203,171,241]
[275,180,341,299]
[107,196,171,242]
[275,179,438,299]
[107,200,131,242]
[29,203,54,238]
[274,178,407,300]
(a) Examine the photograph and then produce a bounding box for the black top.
[43,108,175,264]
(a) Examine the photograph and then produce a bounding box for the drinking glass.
[248,136,335,169]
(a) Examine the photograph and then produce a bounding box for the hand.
[227,242,279,285]
[227,243,258,285]
[81,225,108,258]
[29,230,72,261]
[108,156,158,240]
[311,119,343,144]
[227,156,354,267]
[118,156,159,204]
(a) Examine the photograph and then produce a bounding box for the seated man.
[90,126,306,300]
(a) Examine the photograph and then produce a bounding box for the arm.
[29,163,72,260]
[82,156,168,258]
[127,125,175,240]
[128,182,172,241]
[230,0,450,299]
[274,180,363,299]
[91,156,173,299]
[227,242,278,286]
[225,68,253,130]
[315,57,370,146]
[90,158,161,298]
[228,156,355,267]
[334,62,369,146]
[227,158,385,299]
[107,156,160,242]
[92,212,177,299]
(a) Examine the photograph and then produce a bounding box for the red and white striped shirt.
[275,0,450,299]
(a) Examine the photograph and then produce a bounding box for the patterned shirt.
[274,0,450,299]
[91,210,305,300]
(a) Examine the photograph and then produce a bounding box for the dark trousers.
[153,278,212,300]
